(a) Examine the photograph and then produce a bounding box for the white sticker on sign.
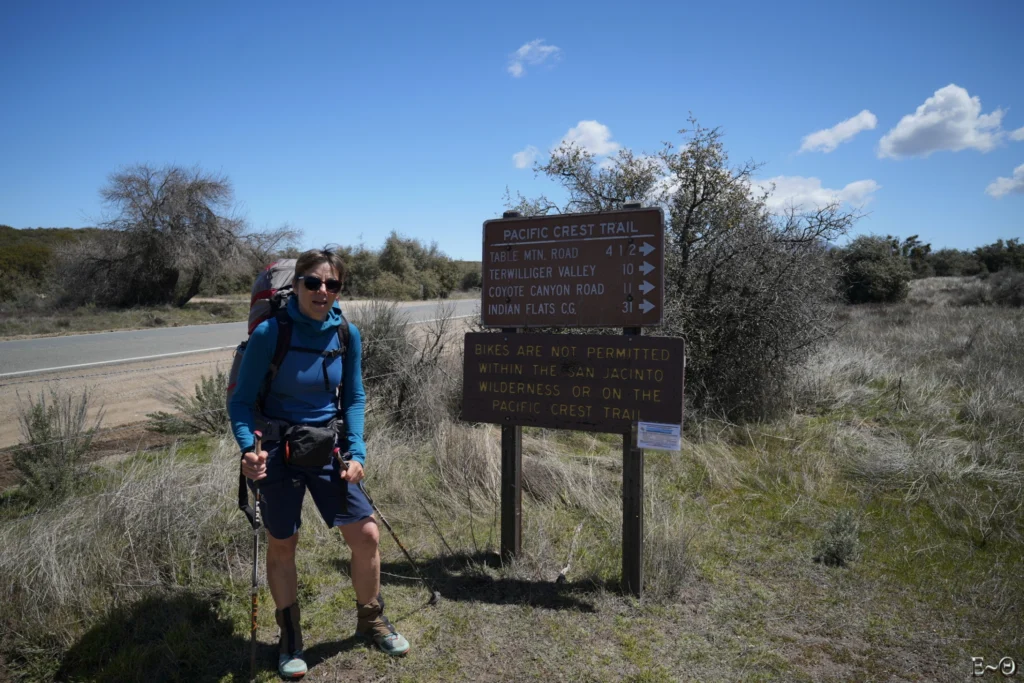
[637,422,681,451]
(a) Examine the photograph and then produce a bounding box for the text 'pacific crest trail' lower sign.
[461,332,685,433]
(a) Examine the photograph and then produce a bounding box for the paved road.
[0,298,480,377]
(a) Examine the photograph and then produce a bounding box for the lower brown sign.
[461,332,685,433]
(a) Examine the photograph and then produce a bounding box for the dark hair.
[294,246,347,284]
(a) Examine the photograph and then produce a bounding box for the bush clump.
[13,387,104,504]
[460,269,482,290]
[146,370,230,435]
[989,269,1024,308]
[838,235,913,304]
[353,300,462,432]
[813,508,862,567]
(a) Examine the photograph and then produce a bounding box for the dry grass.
[0,299,249,340]
[0,438,247,679]
[1,277,1022,681]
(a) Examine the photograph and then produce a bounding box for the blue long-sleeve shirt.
[229,296,367,465]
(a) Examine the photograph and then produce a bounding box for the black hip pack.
[282,419,338,468]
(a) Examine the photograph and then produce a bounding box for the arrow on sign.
[641,261,655,275]
[641,299,656,313]
[640,280,655,294]
[640,241,656,256]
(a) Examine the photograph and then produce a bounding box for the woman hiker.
[231,247,410,678]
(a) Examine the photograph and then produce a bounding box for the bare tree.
[60,164,249,307]
[242,223,303,268]
[509,117,860,420]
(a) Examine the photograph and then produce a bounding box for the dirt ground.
[0,314,473,490]
[0,348,235,488]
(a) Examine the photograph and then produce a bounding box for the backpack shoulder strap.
[258,310,292,407]
[269,309,293,380]
[333,315,351,416]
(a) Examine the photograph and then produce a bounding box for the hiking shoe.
[356,595,410,657]
[278,652,308,679]
[276,602,306,678]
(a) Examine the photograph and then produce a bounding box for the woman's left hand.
[341,459,364,484]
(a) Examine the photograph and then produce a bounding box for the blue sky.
[1,0,1021,261]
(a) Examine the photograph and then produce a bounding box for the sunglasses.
[297,275,342,293]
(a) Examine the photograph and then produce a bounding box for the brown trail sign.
[468,205,679,599]
[482,207,664,328]
[462,332,685,433]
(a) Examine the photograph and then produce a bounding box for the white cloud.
[558,120,620,156]
[878,84,1006,158]
[512,145,538,169]
[751,176,881,212]
[508,39,561,78]
[985,164,1024,198]
[643,174,680,205]
[799,110,878,153]
[1011,126,1024,142]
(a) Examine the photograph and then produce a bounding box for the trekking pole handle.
[252,431,263,531]
[332,448,351,478]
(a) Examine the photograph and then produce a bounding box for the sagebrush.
[13,387,104,504]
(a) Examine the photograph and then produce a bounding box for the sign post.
[500,326,522,563]
[467,205,681,599]
[622,326,643,597]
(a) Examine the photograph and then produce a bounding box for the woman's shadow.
[55,590,363,682]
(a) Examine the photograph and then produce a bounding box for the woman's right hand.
[241,449,268,481]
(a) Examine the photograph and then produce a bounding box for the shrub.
[813,508,861,567]
[931,248,984,277]
[13,387,104,504]
[367,272,419,300]
[953,283,993,307]
[989,269,1024,308]
[839,235,913,304]
[146,370,230,435]
[375,231,460,298]
[341,245,381,296]
[353,300,462,432]
[507,118,857,420]
[974,238,1024,274]
[417,269,441,299]
[461,269,482,290]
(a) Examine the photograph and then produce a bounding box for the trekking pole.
[249,431,263,682]
[333,449,441,606]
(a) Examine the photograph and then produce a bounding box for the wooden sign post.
[465,205,683,598]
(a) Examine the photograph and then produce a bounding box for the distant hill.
[0,224,103,248]
[0,225,104,299]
